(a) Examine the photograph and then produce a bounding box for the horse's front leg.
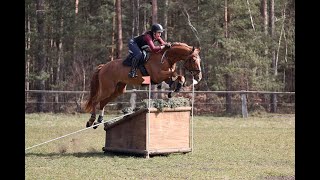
[168,75,186,98]
[158,69,185,98]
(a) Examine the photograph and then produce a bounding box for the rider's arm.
[156,36,171,48]
[144,34,164,53]
[156,36,166,45]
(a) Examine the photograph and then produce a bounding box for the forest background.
[25,0,295,113]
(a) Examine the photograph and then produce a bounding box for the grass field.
[25,113,295,180]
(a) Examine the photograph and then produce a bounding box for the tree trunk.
[163,0,169,41]
[262,0,268,36]
[143,0,147,32]
[75,0,79,14]
[262,0,268,58]
[269,0,277,113]
[25,5,31,101]
[137,0,140,35]
[246,0,255,31]
[269,0,276,75]
[116,0,123,59]
[224,0,228,38]
[111,0,116,61]
[224,0,232,114]
[131,0,135,37]
[36,0,46,112]
[261,0,273,112]
[151,0,158,24]
[54,18,63,113]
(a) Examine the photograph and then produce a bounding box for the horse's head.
[183,47,202,83]
[161,42,202,81]
[166,42,202,83]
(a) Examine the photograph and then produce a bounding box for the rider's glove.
[164,43,171,48]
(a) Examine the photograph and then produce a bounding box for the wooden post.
[241,91,248,118]
[130,89,136,109]
[146,83,151,159]
[225,74,232,113]
[270,93,277,113]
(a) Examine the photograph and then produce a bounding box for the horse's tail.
[84,64,104,113]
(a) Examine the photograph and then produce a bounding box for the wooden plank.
[148,148,192,155]
[149,110,190,150]
[103,147,147,155]
[105,112,146,150]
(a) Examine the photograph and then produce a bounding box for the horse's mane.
[154,42,193,57]
[171,42,191,48]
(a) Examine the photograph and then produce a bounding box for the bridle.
[183,47,201,76]
[160,45,201,76]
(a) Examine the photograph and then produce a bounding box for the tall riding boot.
[128,57,139,78]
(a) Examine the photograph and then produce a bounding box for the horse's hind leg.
[93,83,127,129]
[92,107,105,129]
[92,99,108,129]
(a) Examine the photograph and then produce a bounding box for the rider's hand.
[164,43,171,48]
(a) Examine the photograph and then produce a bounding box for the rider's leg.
[128,56,140,78]
[128,39,143,78]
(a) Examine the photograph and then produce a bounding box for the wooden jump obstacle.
[102,106,192,158]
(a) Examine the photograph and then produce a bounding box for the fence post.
[241,90,248,118]
[130,89,137,109]
[270,93,277,113]
[225,74,232,113]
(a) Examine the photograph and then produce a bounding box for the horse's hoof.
[93,122,99,129]
[86,121,91,128]
[175,83,182,92]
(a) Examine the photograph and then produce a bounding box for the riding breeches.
[128,39,143,62]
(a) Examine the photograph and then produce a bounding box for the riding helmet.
[151,24,165,33]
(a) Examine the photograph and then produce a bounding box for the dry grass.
[25,113,294,180]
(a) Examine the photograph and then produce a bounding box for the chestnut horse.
[83,42,202,128]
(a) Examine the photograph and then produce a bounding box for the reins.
[160,49,168,64]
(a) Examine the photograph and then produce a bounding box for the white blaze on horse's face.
[194,53,202,82]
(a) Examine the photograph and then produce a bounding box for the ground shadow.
[25,151,173,159]
[25,151,147,159]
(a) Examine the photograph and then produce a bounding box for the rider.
[127,23,171,78]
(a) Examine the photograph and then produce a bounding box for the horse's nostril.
[196,74,202,82]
